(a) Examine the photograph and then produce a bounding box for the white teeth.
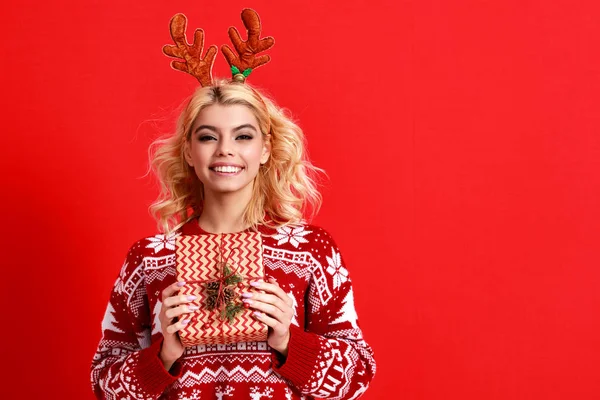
[213,166,242,173]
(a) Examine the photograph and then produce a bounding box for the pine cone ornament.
[206,295,217,310]
[223,288,235,303]
[201,261,244,319]
[207,281,220,292]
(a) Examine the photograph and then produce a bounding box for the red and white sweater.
[90,220,376,399]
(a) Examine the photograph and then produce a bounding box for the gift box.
[175,231,268,346]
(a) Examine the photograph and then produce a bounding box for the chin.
[204,182,253,195]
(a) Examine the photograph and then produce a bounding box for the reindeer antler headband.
[162,8,275,85]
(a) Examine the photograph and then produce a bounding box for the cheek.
[189,145,211,165]
[238,146,262,166]
[246,148,265,167]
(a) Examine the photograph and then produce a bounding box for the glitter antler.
[162,13,218,86]
[221,9,275,82]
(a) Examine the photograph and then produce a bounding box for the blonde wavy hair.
[148,80,324,234]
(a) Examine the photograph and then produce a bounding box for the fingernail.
[177,281,186,287]
[182,319,191,325]
[241,292,253,298]
[242,298,252,304]
[253,311,262,318]
[188,305,200,311]
[187,295,197,301]
[250,281,261,287]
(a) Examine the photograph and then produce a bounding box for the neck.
[198,187,254,234]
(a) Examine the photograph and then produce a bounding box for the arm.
[272,229,376,400]
[90,242,183,399]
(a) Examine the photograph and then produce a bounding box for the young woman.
[91,11,375,399]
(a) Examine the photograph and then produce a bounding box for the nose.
[216,137,234,156]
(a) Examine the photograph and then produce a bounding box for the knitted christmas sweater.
[90,220,376,399]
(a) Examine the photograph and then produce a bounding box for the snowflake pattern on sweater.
[91,220,376,399]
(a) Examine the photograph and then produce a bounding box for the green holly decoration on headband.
[231,66,253,83]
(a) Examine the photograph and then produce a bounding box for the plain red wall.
[1,0,599,398]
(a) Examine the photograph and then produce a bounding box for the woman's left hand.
[242,277,294,357]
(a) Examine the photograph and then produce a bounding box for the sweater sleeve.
[90,240,183,399]
[271,227,376,400]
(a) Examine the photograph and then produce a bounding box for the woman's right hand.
[158,281,199,370]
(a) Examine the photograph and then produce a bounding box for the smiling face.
[184,104,271,200]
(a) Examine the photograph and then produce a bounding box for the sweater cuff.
[271,325,322,388]
[134,336,183,394]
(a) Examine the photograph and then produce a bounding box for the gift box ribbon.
[184,234,245,327]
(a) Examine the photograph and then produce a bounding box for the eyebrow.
[194,124,258,134]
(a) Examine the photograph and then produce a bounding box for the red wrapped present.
[175,231,268,346]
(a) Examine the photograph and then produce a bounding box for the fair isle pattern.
[330,287,359,330]
[146,232,180,253]
[144,255,178,289]
[315,340,359,398]
[262,247,313,280]
[262,246,333,310]
[326,248,349,290]
[182,353,270,365]
[177,388,202,399]
[175,365,282,385]
[144,254,177,271]
[114,261,130,294]
[146,266,176,287]
[95,351,144,400]
[184,341,269,354]
[175,232,268,346]
[299,337,333,393]
[270,225,312,248]
[175,385,298,400]
[130,284,147,318]
[91,223,376,399]
[115,262,144,306]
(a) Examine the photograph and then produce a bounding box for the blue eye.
[199,135,216,142]
[237,134,253,140]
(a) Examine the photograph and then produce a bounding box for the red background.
[1,0,599,398]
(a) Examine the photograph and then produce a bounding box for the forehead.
[192,104,259,130]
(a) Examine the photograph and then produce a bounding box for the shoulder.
[119,231,181,275]
[260,222,341,252]
[130,231,181,255]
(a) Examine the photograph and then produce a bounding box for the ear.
[260,137,271,165]
[184,141,194,167]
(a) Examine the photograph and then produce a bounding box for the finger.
[267,276,278,284]
[161,281,186,302]
[250,280,289,304]
[165,303,200,319]
[244,291,289,312]
[228,26,244,53]
[244,298,286,321]
[163,292,197,308]
[251,311,280,330]
[165,317,191,334]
